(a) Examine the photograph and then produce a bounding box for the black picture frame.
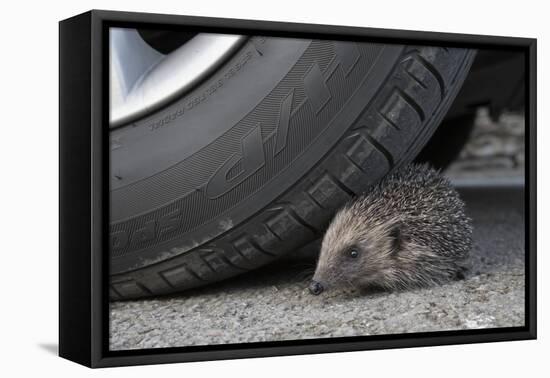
[59,9,537,368]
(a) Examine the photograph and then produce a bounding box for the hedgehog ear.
[389,223,406,255]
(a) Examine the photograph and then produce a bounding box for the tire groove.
[135,281,154,295]
[284,205,320,234]
[199,254,217,273]
[324,170,355,197]
[157,272,176,289]
[110,284,123,298]
[405,68,428,89]
[247,236,278,257]
[306,189,327,210]
[219,254,248,271]
[264,223,283,241]
[394,86,426,121]
[207,246,249,270]
[415,53,447,98]
[344,151,367,174]
[180,263,208,282]
[360,130,395,168]
[377,109,401,130]
[229,243,249,260]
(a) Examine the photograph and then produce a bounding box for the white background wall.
[1,0,546,376]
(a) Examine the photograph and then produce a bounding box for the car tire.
[109,37,476,300]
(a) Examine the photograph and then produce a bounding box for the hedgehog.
[309,163,473,295]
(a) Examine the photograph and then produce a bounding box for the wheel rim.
[109,28,247,128]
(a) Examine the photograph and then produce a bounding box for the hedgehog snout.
[309,280,325,295]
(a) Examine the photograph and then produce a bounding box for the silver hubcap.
[110,28,247,127]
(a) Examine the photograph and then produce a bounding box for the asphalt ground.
[109,184,526,350]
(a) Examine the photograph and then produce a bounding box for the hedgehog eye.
[348,248,359,258]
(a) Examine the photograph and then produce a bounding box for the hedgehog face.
[310,206,406,294]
